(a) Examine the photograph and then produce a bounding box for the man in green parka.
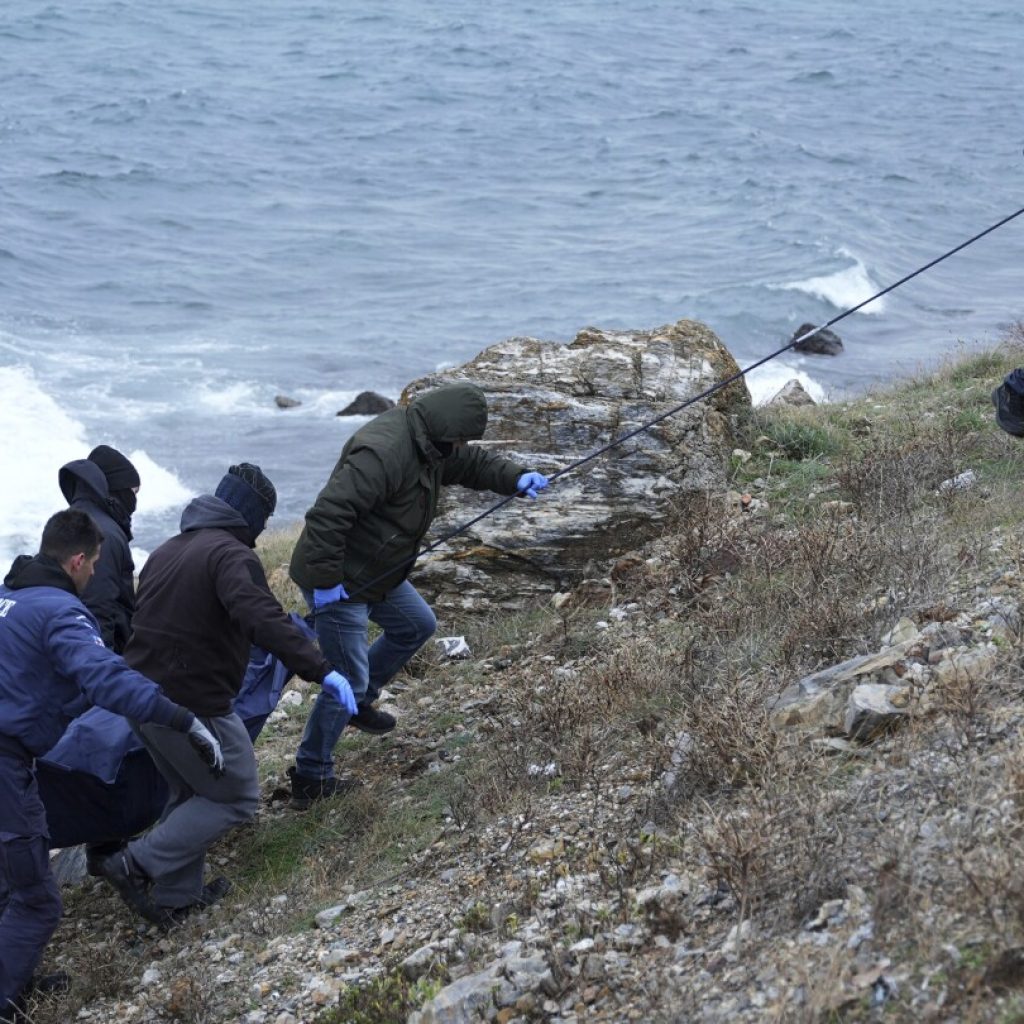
[286,382,548,806]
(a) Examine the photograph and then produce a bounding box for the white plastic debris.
[938,469,977,493]
[436,636,472,659]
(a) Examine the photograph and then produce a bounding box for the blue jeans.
[295,580,436,779]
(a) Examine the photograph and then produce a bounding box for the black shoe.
[154,876,233,929]
[287,766,360,810]
[27,972,70,995]
[993,383,1024,437]
[98,851,164,924]
[86,841,125,878]
[348,702,396,735]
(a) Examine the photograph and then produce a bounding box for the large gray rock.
[403,319,750,613]
[407,964,500,1024]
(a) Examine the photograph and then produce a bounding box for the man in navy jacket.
[0,510,221,1021]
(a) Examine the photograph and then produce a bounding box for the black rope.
[346,204,1024,599]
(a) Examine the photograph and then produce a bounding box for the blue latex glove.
[322,670,358,715]
[313,584,349,608]
[516,471,549,499]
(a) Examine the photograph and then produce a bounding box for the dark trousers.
[0,747,62,1011]
[127,714,259,908]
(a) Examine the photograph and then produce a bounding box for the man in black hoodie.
[99,464,357,925]
[58,444,141,654]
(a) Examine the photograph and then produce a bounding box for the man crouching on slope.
[0,510,222,1021]
[98,464,357,927]
[287,382,549,806]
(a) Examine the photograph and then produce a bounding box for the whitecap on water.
[746,362,828,407]
[775,250,886,315]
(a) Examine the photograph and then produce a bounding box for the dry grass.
[37,331,1024,1023]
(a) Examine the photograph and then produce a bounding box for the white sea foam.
[195,381,270,416]
[131,451,192,516]
[0,366,91,568]
[0,366,195,570]
[746,363,827,407]
[777,250,886,315]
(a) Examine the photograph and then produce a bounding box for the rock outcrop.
[402,319,751,614]
[768,599,1015,742]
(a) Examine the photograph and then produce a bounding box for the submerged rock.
[791,322,844,356]
[336,391,395,416]
[404,318,751,613]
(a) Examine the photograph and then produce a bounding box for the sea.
[2,0,1022,566]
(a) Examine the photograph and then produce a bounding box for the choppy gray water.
[1,0,1022,560]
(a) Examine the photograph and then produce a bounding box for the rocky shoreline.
[35,326,1024,1023]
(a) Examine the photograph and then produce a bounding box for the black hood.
[409,383,488,443]
[59,457,134,537]
[3,553,77,596]
[59,459,111,507]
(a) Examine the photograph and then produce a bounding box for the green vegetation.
[314,970,444,1024]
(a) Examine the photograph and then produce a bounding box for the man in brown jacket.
[99,464,357,925]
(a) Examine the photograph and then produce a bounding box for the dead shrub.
[697,780,857,930]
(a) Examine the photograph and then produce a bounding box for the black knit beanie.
[214,463,277,538]
[88,445,141,492]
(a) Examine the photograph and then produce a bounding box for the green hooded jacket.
[289,383,525,602]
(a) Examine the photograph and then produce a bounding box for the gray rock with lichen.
[403,319,750,613]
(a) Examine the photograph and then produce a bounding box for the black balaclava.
[88,444,141,535]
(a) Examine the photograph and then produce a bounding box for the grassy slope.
[40,329,1024,1023]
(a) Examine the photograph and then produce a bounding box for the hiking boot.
[348,702,396,735]
[154,876,233,929]
[98,851,164,924]
[287,766,360,810]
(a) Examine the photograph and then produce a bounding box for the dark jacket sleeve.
[81,532,134,653]
[44,607,191,730]
[441,446,525,494]
[213,546,333,682]
[301,447,391,588]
